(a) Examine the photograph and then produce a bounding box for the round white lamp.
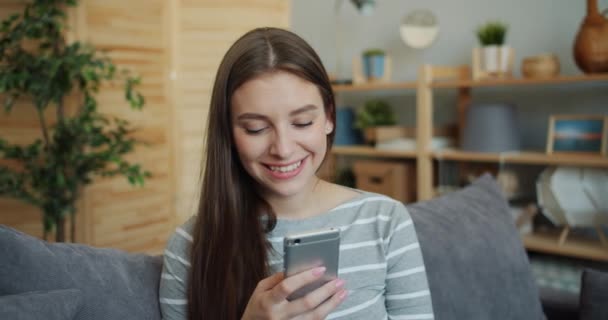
[400,9,439,49]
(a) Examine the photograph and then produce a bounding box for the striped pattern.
[79,0,174,253]
[159,191,434,319]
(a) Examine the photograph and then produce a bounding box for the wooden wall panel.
[80,0,174,254]
[1,0,290,253]
[174,0,290,224]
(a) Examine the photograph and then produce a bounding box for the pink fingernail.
[335,279,345,288]
[338,290,348,300]
[312,267,326,276]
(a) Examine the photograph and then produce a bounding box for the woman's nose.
[269,130,295,158]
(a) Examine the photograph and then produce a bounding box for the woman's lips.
[263,157,306,180]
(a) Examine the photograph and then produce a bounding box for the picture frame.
[546,115,607,155]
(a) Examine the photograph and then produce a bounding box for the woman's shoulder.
[165,215,196,255]
[338,188,413,224]
[330,186,405,213]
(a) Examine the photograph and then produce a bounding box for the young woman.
[159,27,434,320]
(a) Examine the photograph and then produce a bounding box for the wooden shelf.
[329,65,608,261]
[523,232,608,262]
[332,146,417,159]
[332,81,417,92]
[433,149,608,168]
[432,73,608,88]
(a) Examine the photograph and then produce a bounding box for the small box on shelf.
[352,159,416,203]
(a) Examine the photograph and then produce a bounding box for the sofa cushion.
[406,174,545,319]
[579,268,608,320]
[0,289,82,320]
[0,226,163,320]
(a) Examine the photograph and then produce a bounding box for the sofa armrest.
[539,286,579,320]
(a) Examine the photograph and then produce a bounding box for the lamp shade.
[462,103,521,152]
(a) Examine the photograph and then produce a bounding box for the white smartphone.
[283,228,340,301]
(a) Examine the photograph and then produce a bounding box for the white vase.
[482,45,511,73]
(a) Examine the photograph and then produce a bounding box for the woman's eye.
[245,127,267,134]
[293,121,313,128]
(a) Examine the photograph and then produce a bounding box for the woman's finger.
[304,289,348,320]
[256,272,285,292]
[269,266,327,303]
[286,278,345,318]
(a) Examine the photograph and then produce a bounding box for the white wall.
[290,0,608,150]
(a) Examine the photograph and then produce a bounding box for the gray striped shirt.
[160,191,434,320]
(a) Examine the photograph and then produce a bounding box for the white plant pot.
[482,45,511,73]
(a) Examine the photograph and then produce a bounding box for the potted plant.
[355,99,398,145]
[362,48,386,81]
[0,0,150,242]
[475,21,511,75]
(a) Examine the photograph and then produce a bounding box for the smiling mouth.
[266,159,303,173]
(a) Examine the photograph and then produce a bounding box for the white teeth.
[269,161,302,173]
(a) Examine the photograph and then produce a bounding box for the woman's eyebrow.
[289,104,318,116]
[236,113,267,121]
[236,104,319,120]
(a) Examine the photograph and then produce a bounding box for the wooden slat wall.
[0,0,290,253]
[173,0,290,224]
[78,0,174,253]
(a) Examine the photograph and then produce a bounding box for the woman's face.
[231,70,333,200]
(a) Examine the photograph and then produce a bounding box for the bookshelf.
[330,65,608,262]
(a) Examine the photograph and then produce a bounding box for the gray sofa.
[0,175,604,319]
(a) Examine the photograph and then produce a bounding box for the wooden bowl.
[521,54,560,78]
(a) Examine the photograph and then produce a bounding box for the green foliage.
[0,0,149,240]
[476,21,508,46]
[362,48,385,57]
[355,99,396,128]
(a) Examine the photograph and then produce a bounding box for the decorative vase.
[573,0,608,73]
[335,108,362,145]
[482,45,511,74]
[362,54,385,81]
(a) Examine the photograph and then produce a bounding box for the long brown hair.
[188,27,336,319]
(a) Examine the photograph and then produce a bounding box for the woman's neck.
[265,178,328,220]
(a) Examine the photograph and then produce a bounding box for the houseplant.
[0,0,149,242]
[355,99,398,145]
[475,21,512,76]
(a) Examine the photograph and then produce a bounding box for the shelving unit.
[417,65,608,201]
[330,64,608,262]
[433,149,608,167]
[431,73,608,88]
[333,81,417,92]
[332,146,417,159]
[524,232,607,262]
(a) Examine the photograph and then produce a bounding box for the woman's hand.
[241,267,347,320]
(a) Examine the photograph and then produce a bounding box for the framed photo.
[546,115,607,155]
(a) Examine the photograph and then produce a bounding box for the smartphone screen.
[283,228,340,300]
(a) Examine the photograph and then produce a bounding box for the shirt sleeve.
[159,225,193,320]
[384,202,435,319]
